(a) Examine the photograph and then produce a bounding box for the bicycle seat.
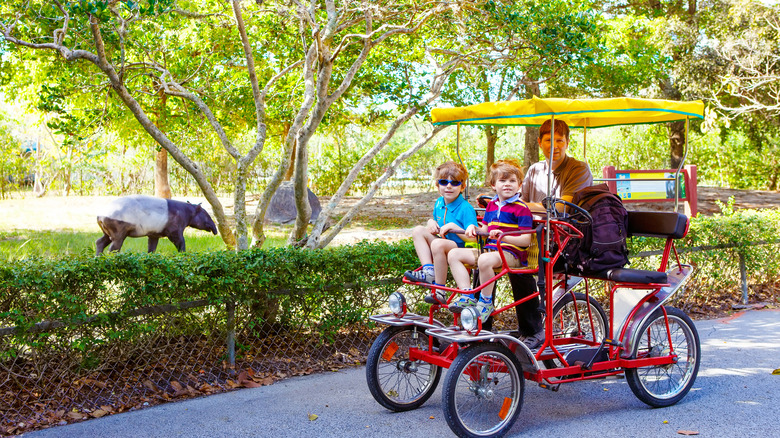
[588,267,668,284]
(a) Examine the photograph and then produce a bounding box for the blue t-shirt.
[432,194,478,247]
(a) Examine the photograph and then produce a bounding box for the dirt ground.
[348,186,780,222]
[1,186,779,235]
[308,185,780,244]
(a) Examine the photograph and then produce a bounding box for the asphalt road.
[22,309,780,438]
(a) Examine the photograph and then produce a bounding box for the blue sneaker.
[424,289,448,305]
[404,269,434,284]
[448,294,476,313]
[476,298,494,323]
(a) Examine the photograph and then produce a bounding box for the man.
[511,119,593,349]
[522,119,593,208]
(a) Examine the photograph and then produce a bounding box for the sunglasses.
[438,179,463,187]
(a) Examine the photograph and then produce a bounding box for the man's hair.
[435,161,469,183]
[488,159,524,186]
[539,119,570,142]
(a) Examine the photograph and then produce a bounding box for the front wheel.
[442,343,524,438]
[625,306,700,407]
[366,325,442,411]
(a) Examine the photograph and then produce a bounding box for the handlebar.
[541,197,592,226]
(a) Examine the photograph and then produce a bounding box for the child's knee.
[411,225,431,241]
[430,238,452,253]
[478,253,500,270]
[448,249,467,265]
[412,225,427,236]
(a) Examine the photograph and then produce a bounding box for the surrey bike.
[366,98,703,437]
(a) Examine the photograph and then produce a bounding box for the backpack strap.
[573,184,624,209]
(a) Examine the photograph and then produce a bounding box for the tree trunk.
[155,148,172,199]
[484,126,498,186]
[523,82,541,170]
[660,79,685,169]
[153,92,172,199]
[282,123,295,181]
[290,134,311,245]
[668,121,686,169]
[523,126,539,170]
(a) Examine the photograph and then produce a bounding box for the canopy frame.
[441,97,704,272]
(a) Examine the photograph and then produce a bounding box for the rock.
[266,181,322,224]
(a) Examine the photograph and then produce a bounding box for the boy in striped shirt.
[447,159,533,322]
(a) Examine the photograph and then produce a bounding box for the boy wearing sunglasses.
[404,161,478,304]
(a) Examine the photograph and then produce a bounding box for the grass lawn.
[0,196,301,260]
[0,229,259,261]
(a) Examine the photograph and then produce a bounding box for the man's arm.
[524,195,574,214]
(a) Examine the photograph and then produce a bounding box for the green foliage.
[0,119,28,199]
[0,240,419,367]
[627,205,780,296]
[3,206,780,373]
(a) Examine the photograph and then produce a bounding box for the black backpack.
[563,184,629,275]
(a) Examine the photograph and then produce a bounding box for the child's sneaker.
[404,269,434,284]
[476,298,494,323]
[448,294,476,313]
[424,289,448,305]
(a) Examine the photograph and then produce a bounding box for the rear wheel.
[625,306,700,407]
[442,343,524,438]
[543,292,608,369]
[366,325,442,411]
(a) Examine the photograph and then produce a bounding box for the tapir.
[96,195,218,254]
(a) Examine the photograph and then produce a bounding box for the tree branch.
[315,125,446,248]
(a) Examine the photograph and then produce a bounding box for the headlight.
[388,291,406,317]
[461,307,480,333]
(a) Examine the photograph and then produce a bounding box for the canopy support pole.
[583,126,588,163]
[545,115,555,262]
[456,123,468,200]
[674,117,691,213]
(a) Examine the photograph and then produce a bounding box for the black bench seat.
[588,267,668,284]
[627,210,689,239]
[581,211,688,284]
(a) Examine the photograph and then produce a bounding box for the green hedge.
[0,240,419,346]
[2,205,779,351]
[628,203,780,301]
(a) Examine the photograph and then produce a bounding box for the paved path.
[22,309,780,437]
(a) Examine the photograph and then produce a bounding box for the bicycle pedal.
[538,382,560,392]
[603,338,623,348]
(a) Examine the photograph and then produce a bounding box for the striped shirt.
[482,194,533,264]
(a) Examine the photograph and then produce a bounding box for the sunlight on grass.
[0,230,287,261]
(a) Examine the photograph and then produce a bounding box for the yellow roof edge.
[431,97,705,128]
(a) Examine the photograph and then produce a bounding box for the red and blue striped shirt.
[482,194,533,264]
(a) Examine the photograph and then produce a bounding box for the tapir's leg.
[147,237,159,253]
[169,232,186,252]
[108,234,127,252]
[96,234,112,255]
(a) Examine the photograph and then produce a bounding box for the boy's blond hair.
[435,161,469,184]
[488,159,524,186]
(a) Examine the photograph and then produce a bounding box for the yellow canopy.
[431,96,704,128]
